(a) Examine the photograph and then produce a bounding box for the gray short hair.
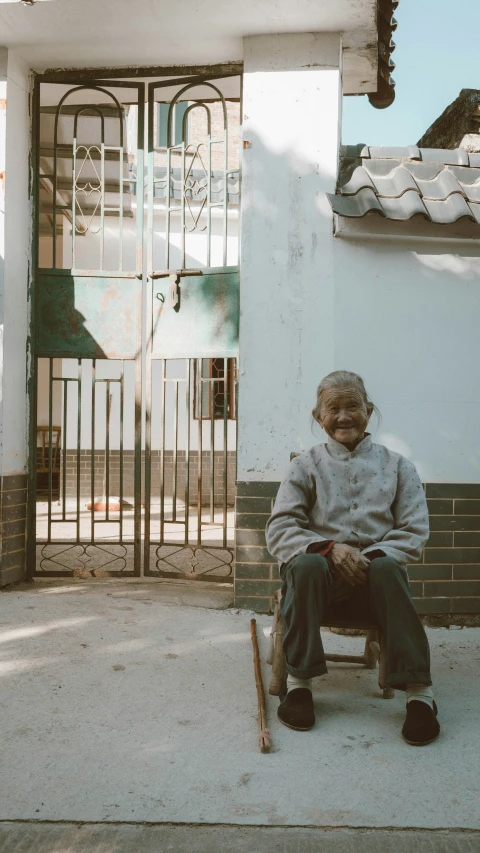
[311,370,380,423]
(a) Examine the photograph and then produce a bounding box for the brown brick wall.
[60,450,236,506]
[188,101,240,171]
[234,481,480,616]
[234,482,281,612]
[153,100,240,171]
[0,474,27,587]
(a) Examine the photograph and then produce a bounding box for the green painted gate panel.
[36,274,141,359]
[151,268,239,358]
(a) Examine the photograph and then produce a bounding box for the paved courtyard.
[1,579,480,850]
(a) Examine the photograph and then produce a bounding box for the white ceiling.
[0,0,378,94]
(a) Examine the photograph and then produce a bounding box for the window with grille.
[194,358,236,420]
[157,102,189,147]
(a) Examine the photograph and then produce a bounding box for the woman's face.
[317,387,373,449]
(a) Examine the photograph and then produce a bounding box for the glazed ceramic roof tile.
[327,146,480,225]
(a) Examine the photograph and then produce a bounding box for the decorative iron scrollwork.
[37,542,134,576]
[74,145,103,235]
[184,144,209,232]
[152,544,234,582]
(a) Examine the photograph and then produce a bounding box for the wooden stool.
[267,590,394,699]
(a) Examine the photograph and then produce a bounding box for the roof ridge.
[360,145,475,164]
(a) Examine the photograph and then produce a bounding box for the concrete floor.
[1,580,480,838]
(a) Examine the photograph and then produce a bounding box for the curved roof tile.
[364,165,419,198]
[327,145,480,227]
[340,167,376,196]
[449,165,480,184]
[379,190,427,220]
[467,203,480,224]
[326,188,384,218]
[414,170,466,200]
[461,182,480,204]
[423,194,476,224]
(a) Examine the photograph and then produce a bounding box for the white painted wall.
[238,32,342,480]
[0,49,6,478]
[331,236,480,483]
[237,32,480,486]
[238,189,480,483]
[0,49,30,477]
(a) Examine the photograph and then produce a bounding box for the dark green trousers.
[280,553,432,690]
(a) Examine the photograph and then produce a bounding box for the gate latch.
[168,272,180,309]
[150,269,203,311]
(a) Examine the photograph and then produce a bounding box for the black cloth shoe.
[402,700,440,746]
[277,688,315,731]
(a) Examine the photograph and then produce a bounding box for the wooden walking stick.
[250,618,272,753]
[268,590,288,696]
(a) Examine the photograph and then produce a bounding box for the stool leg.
[379,631,395,699]
[364,628,378,669]
[269,593,288,696]
[368,631,395,699]
[266,618,275,666]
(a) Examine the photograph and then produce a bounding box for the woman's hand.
[330,543,369,586]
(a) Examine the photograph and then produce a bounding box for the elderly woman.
[265,370,439,745]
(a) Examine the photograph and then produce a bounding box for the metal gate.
[29,72,241,581]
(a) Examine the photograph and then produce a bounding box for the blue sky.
[342,0,480,147]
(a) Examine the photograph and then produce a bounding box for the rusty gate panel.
[30,77,145,577]
[36,273,142,360]
[151,268,239,359]
[144,356,237,581]
[35,357,137,577]
[143,76,240,580]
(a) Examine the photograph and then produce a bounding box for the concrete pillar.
[234,33,342,610]
[238,33,342,481]
[0,49,30,586]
